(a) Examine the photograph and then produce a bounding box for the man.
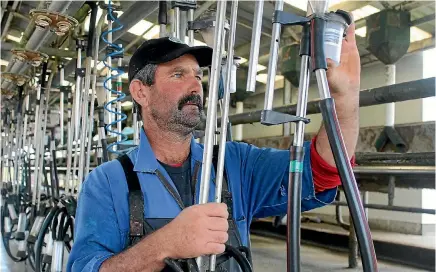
[67,23,360,271]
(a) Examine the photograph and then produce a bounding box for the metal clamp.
[188,18,230,32]
[170,0,197,11]
[106,45,123,59]
[75,68,86,78]
[260,110,310,126]
[273,10,310,26]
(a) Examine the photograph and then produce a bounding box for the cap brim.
[154,46,213,68]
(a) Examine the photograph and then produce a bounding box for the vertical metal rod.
[263,0,284,111]
[72,78,85,193]
[32,67,47,207]
[13,89,24,196]
[188,9,195,45]
[22,94,30,167]
[316,69,331,99]
[283,79,292,136]
[234,102,243,141]
[0,87,2,190]
[197,0,227,268]
[293,56,310,147]
[86,19,103,175]
[363,190,369,217]
[348,217,358,268]
[74,46,83,141]
[174,7,181,38]
[246,0,264,93]
[59,66,65,147]
[37,73,53,209]
[388,176,395,206]
[287,50,311,272]
[117,56,123,143]
[65,90,73,195]
[159,0,168,38]
[385,64,396,127]
[209,1,239,270]
[106,20,113,131]
[78,52,93,185]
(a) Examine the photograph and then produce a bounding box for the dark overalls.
[116,146,250,272]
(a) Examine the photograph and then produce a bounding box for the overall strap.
[212,145,234,219]
[117,155,144,238]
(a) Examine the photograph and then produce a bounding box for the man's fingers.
[207,218,229,231]
[202,203,229,218]
[345,23,356,43]
[206,242,226,255]
[209,231,229,244]
[326,58,336,69]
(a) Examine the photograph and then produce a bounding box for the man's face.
[146,54,204,134]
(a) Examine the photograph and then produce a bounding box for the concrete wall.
[231,51,431,235]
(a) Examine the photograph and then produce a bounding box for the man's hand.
[326,23,361,98]
[161,203,229,259]
[316,22,361,167]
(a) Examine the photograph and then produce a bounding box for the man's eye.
[174,72,183,78]
[196,76,202,81]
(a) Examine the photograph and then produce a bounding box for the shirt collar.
[133,127,204,173]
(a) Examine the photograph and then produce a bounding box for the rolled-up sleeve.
[234,141,337,219]
[67,165,123,272]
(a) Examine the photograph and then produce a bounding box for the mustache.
[178,94,203,111]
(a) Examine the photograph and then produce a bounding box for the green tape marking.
[289,160,303,173]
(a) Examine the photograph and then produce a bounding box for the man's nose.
[188,76,202,94]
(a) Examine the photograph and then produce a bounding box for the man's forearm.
[315,93,359,167]
[100,229,171,272]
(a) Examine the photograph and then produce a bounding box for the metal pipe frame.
[263,0,284,111]
[246,0,264,94]
[209,0,239,270]
[334,202,436,215]
[196,0,227,268]
[224,77,435,126]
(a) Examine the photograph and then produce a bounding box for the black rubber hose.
[98,108,109,162]
[50,207,66,241]
[226,122,233,141]
[1,204,26,262]
[319,98,378,272]
[35,206,59,272]
[86,1,98,58]
[50,130,60,199]
[40,62,48,91]
[335,191,350,231]
[62,216,74,252]
[311,17,327,71]
[57,211,68,241]
[238,246,252,265]
[164,258,184,272]
[186,258,200,272]
[287,145,304,272]
[42,160,52,200]
[224,244,253,272]
[16,85,24,114]
[158,0,167,25]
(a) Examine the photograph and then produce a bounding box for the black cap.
[128,36,213,82]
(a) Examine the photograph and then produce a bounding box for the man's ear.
[129,80,150,107]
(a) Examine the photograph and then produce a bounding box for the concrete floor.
[2,234,427,272]
[250,235,426,272]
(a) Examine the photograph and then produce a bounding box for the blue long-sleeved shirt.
[67,129,337,271]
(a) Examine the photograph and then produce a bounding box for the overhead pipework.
[29,9,79,36]
[10,48,49,67]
